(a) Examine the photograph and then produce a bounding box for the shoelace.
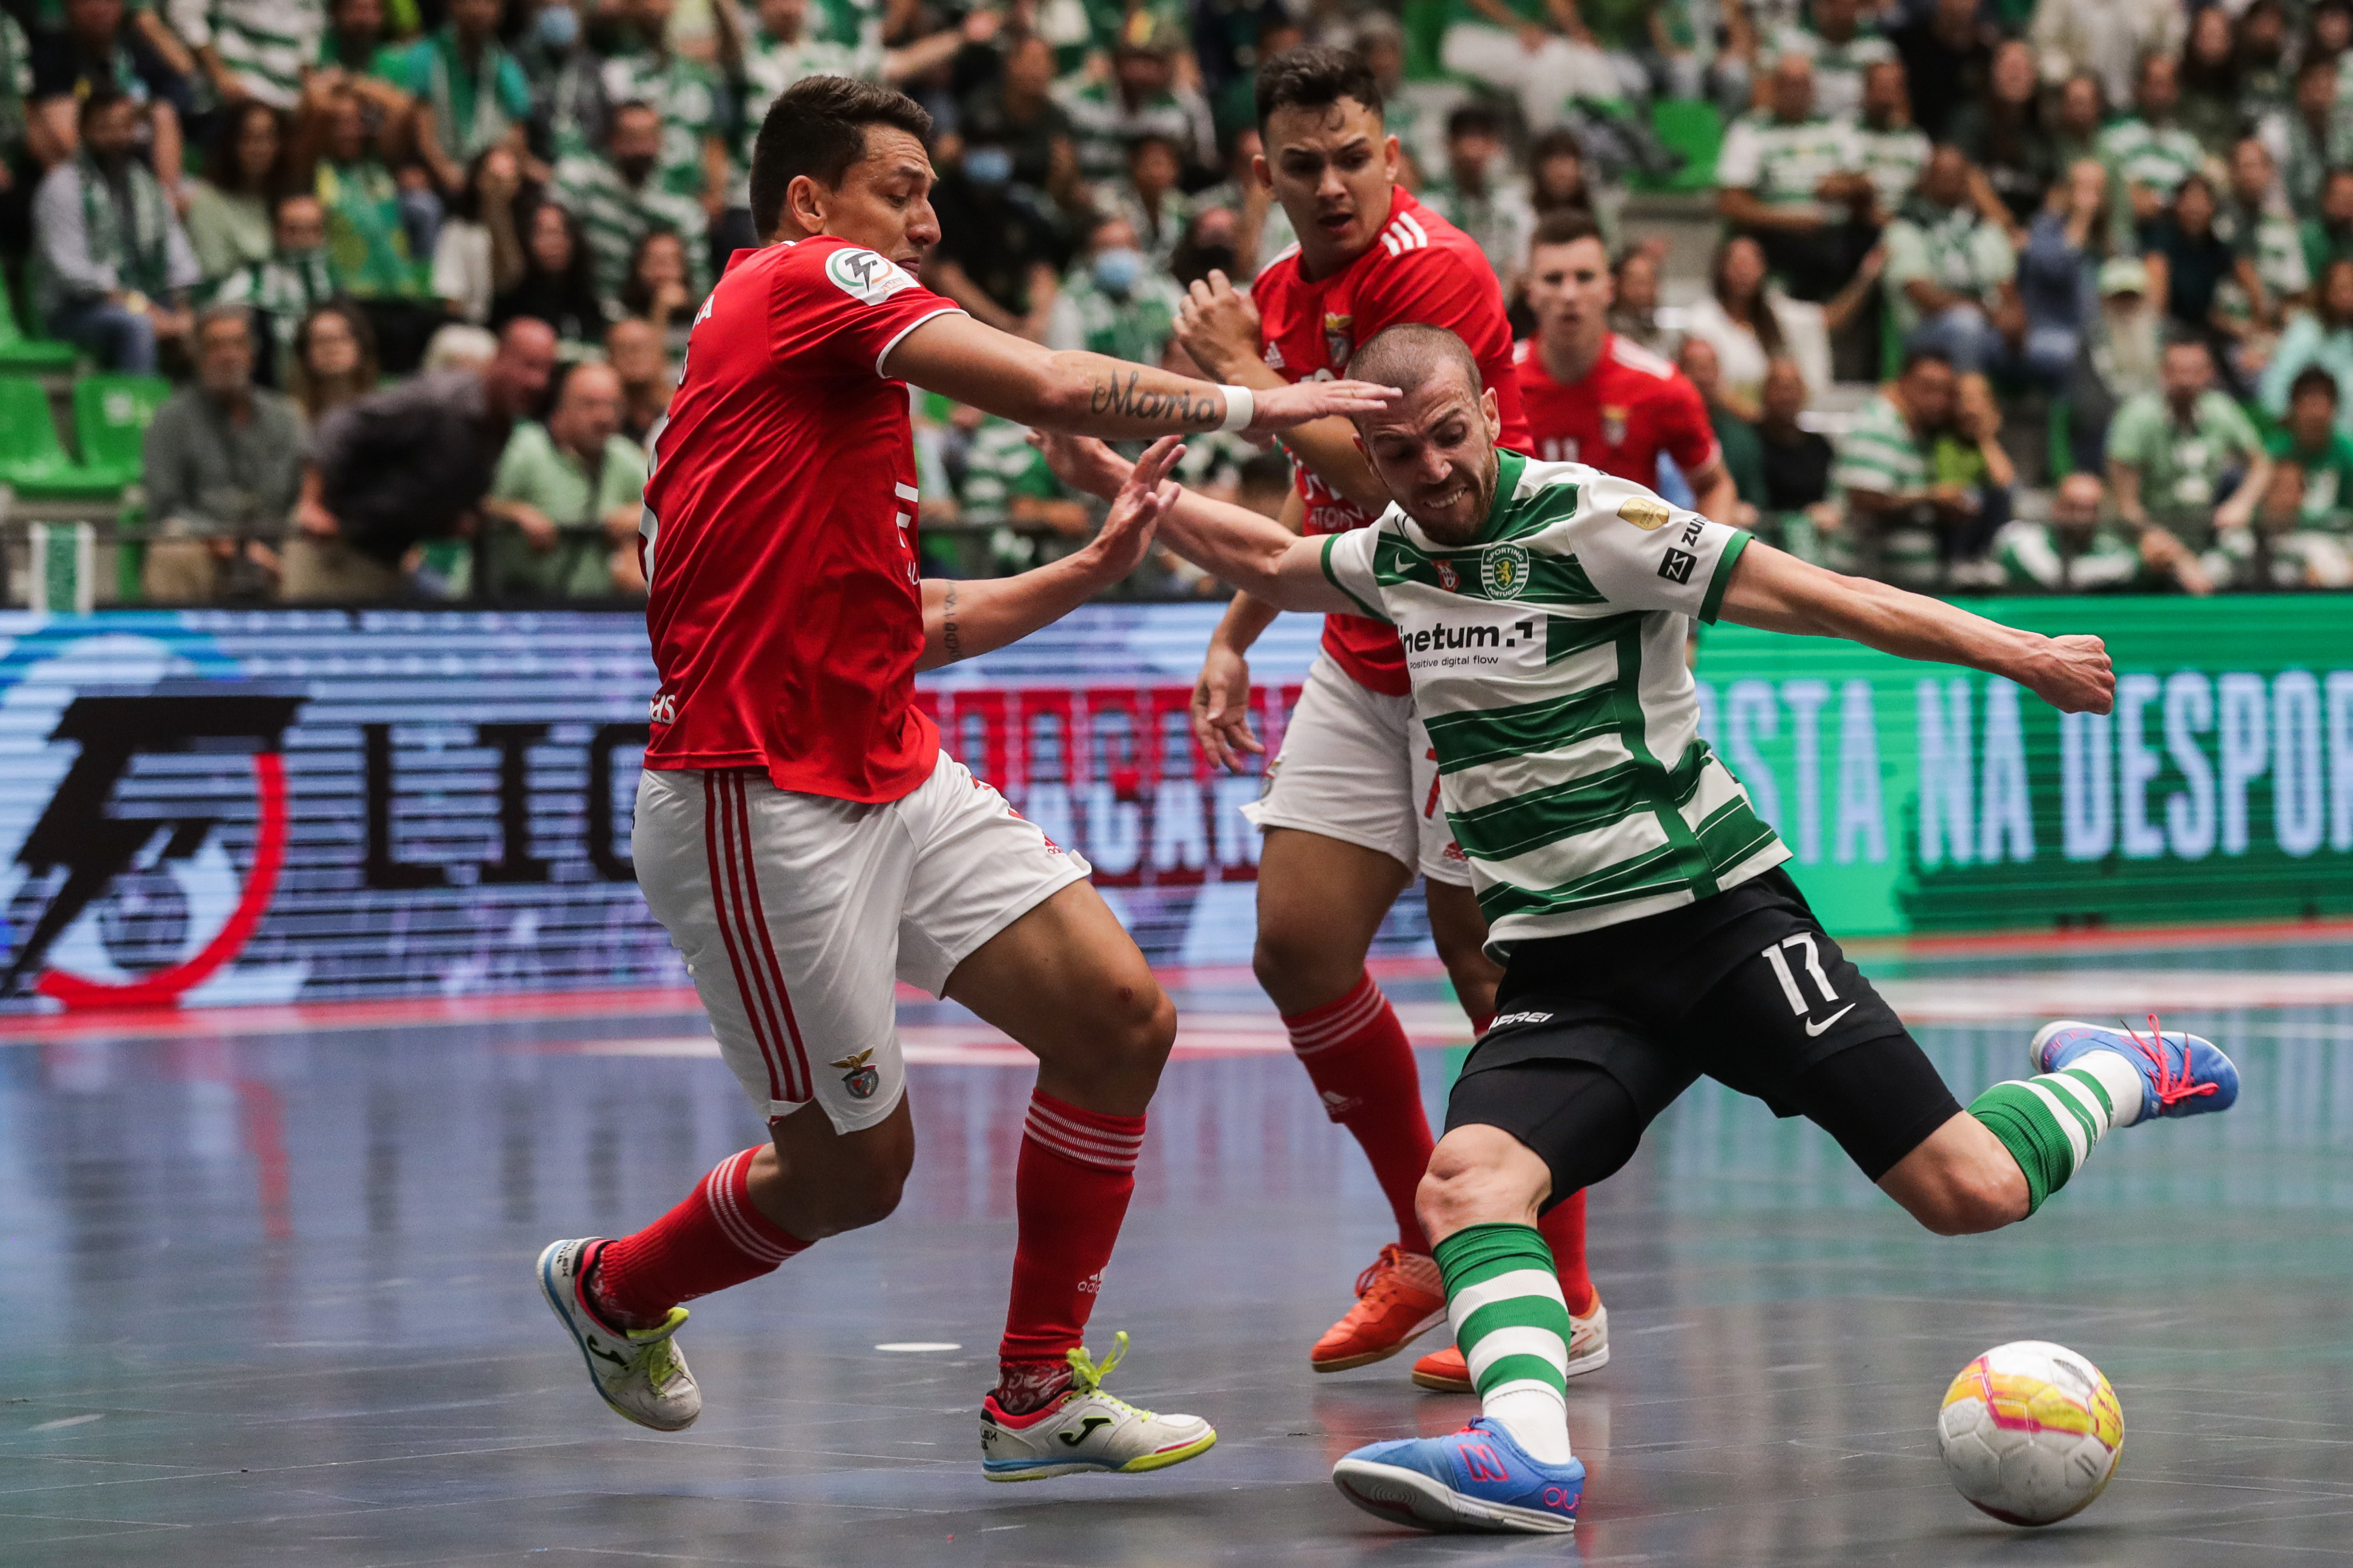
[2121,1013,2218,1109]
[1064,1329,1129,1396]
[1354,1243,1411,1302]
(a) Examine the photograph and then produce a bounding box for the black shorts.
[1444,868,1962,1203]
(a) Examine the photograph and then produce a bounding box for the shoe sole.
[1411,1343,1610,1394]
[1311,1308,1448,1373]
[982,1428,1217,1483]
[1331,1457,1575,1534]
[535,1240,697,1434]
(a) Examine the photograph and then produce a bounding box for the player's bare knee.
[1416,1129,1543,1239]
[1909,1164,2029,1236]
[1252,927,1351,1011]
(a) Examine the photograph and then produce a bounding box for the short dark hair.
[1347,322,1483,402]
[2290,365,2341,405]
[1255,45,1382,129]
[1901,345,1955,376]
[1531,209,1604,251]
[749,76,934,240]
[1445,103,1501,142]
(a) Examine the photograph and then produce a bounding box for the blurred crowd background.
[3,0,2351,603]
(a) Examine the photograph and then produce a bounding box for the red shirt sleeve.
[1660,372,1724,475]
[771,241,964,380]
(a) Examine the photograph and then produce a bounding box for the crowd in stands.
[3,0,2351,602]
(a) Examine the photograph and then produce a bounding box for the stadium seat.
[1401,0,1451,81]
[69,373,171,489]
[0,377,123,499]
[0,291,76,372]
[1635,99,1721,194]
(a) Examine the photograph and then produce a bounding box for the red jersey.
[1251,189,1529,696]
[641,237,963,802]
[1512,332,1719,487]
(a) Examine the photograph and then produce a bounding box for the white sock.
[1484,1383,1574,1465]
[2072,1047,2147,1127]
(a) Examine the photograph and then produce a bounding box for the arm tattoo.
[1089,370,1218,428]
[942,582,963,662]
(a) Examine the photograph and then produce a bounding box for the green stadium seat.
[0,377,122,499]
[1401,0,1451,81]
[1635,99,1722,194]
[71,373,171,487]
[0,291,76,372]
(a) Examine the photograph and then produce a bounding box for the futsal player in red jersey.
[534,75,1392,1482]
[1169,47,1602,1393]
[1516,211,1740,527]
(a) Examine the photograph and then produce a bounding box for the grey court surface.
[5,929,2352,1566]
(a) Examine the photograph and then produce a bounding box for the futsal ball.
[1935,1340,2124,1526]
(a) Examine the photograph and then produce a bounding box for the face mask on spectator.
[1092,246,1144,295]
[535,3,579,48]
[964,145,1014,187]
[616,151,658,184]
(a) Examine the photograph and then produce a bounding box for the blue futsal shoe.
[1331,1416,1583,1534]
[2032,1016,2239,1122]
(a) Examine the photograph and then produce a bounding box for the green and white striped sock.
[1433,1222,1574,1465]
[1966,1053,2143,1215]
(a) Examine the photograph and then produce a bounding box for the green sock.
[1966,1066,2118,1215]
[1434,1222,1574,1464]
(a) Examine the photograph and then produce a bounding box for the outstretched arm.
[916,440,1185,670]
[1035,435,1354,614]
[884,312,1395,440]
[1719,541,2115,714]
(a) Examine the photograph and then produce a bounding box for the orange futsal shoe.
[1411,1296,1611,1392]
[1311,1245,1448,1372]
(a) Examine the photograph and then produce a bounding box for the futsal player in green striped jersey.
[1038,322,2239,1534]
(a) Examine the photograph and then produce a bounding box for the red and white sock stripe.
[702,770,812,1105]
[1281,974,1390,1059]
[1022,1090,1145,1173]
[699,1147,807,1267]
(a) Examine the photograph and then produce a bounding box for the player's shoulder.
[1604,333,1681,384]
[1253,239,1302,286]
[769,235,928,306]
[1369,194,1491,279]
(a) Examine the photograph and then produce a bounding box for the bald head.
[2053,472,2105,530]
[1343,323,1501,545]
[552,360,624,457]
[487,316,559,418]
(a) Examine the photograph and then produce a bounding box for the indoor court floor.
[6,921,2353,1566]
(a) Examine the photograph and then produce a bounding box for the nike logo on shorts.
[1804,1005,1857,1037]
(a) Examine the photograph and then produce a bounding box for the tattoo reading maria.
[1091,371,1221,428]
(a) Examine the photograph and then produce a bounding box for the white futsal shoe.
[537,1237,702,1432]
[979,1333,1218,1481]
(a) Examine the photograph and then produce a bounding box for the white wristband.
[1217,385,1255,433]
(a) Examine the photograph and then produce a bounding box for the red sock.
[1540,1189,1597,1316]
[593,1147,810,1326]
[1284,973,1433,1255]
[996,1090,1145,1404]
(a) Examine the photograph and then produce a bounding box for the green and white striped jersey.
[552,153,709,299]
[2097,117,2205,202]
[1320,451,1787,948]
[168,0,322,109]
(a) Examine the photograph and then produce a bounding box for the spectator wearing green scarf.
[30,90,198,371]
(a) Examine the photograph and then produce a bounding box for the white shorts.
[1240,652,1472,887]
[633,754,1091,1132]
